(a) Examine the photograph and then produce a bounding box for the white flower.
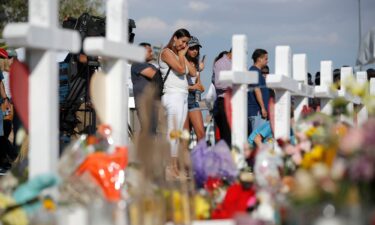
[180,130,190,141]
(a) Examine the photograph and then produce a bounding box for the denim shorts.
[188,91,200,112]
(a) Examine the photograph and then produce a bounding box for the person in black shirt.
[131,42,158,134]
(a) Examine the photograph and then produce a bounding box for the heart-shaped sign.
[10,59,29,131]
[224,88,232,129]
[90,71,107,124]
[268,97,275,136]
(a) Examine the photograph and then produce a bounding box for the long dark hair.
[214,50,229,65]
[165,28,191,50]
[186,50,200,70]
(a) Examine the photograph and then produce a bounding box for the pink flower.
[340,128,364,155]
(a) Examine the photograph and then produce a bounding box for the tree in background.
[0,0,28,44]
[0,0,103,41]
[59,0,104,22]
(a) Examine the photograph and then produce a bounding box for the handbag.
[1,102,14,121]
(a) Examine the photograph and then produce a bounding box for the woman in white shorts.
[159,28,197,177]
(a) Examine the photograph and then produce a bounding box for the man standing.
[248,49,269,135]
[131,42,158,134]
[212,49,232,147]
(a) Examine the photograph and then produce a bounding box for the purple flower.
[191,140,238,187]
[361,119,375,149]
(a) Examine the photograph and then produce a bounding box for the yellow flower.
[169,129,190,140]
[324,147,337,167]
[194,195,210,220]
[310,145,324,161]
[0,193,28,225]
[170,130,182,140]
[172,191,183,223]
[305,127,317,138]
[301,152,314,169]
[43,198,56,211]
[334,123,348,137]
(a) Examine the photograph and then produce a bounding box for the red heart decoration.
[9,59,29,131]
[268,97,275,136]
[224,88,232,129]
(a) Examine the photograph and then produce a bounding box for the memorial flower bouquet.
[278,112,357,203]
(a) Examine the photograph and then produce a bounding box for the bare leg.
[188,110,205,141]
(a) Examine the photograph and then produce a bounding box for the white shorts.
[162,92,188,157]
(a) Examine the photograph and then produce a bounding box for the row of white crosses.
[267,46,374,149]
[4,0,144,178]
[316,62,371,125]
[218,36,374,164]
[194,46,375,224]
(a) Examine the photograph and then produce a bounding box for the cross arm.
[296,83,315,97]
[84,37,145,62]
[3,23,81,52]
[266,74,299,93]
[219,71,258,85]
[314,86,338,99]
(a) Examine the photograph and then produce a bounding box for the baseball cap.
[188,36,202,48]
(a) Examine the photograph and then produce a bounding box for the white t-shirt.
[187,75,197,86]
[159,49,188,94]
[2,71,11,98]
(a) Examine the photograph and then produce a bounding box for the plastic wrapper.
[191,140,238,188]
[58,125,128,204]
[254,144,283,194]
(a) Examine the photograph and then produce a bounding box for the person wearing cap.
[184,36,205,141]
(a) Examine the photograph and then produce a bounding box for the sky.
[127,0,375,90]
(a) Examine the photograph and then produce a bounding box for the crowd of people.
[1,27,375,176]
[129,28,375,177]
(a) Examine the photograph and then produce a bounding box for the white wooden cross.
[292,54,314,121]
[314,61,338,115]
[356,71,368,126]
[3,0,81,178]
[84,0,145,146]
[266,46,296,151]
[339,67,361,125]
[219,35,258,169]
